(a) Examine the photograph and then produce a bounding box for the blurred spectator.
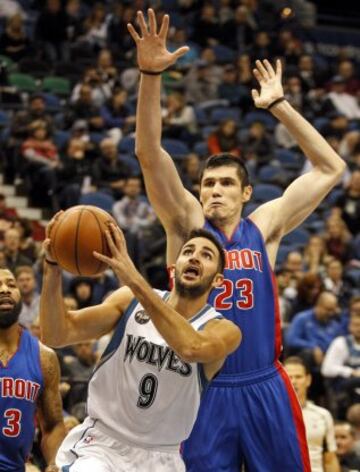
[69,277,94,309]
[82,3,109,50]
[283,75,307,112]
[324,215,352,263]
[0,13,30,61]
[346,404,360,453]
[168,28,199,69]
[65,83,105,131]
[250,31,273,62]
[92,138,131,198]
[112,176,156,236]
[162,91,197,142]
[191,4,221,47]
[284,356,339,472]
[96,48,118,90]
[325,76,360,120]
[184,60,218,103]
[221,5,255,51]
[303,235,328,274]
[207,119,241,157]
[335,170,360,236]
[14,218,39,263]
[323,258,352,308]
[236,53,253,89]
[335,422,360,471]
[217,64,248,107]
[276,268,298,325]
[65,0,84,44]
[283,250,305,279]
[35,0,69,62]
[16,266,40,329]
[100,88,135,133]
[290,272,323,320]
[71,66,112,108]
[181,153,201,197]
[297,54,325,92]
[335,60,360,96]
[21,120,60,209]
[3,228,32,272]
[322,303,360,405]
[241,121,273,168]
[0,193,18,236]
[286,291,341,368]
[90,271,118,305]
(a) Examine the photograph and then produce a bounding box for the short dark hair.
[200,153,250,187]
[283,356,310,374]
[185,228,225,273]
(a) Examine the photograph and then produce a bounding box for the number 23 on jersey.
[214,278,254,310]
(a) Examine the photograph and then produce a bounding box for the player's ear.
[242,185,252,203]
[212,273,224,288]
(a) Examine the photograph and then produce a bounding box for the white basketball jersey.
[87,291,222,451]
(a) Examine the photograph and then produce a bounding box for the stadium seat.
[42,76,71,96]
[0,54,17,72]
[274,149,303,170]
[9,73,38,92]
[0,110,10,128]
[79,191,115,213]
[211,44,236,64]
[161,138,189,157]
[252,183,282,202]
[325,187,343,206]
[201,125,216,139]
[118,136,135,154]
[193,141,208,157]
[243,202,260,217]
[42,92,61,113]
[243,110,277,130]
[53,130,71,150]
[281,227,310,246]
[118,154,141,175]
[210,107,241,124]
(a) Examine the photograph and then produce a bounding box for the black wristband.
[45,258,58,266]
[267,96,286,110]
[139,69,164,76]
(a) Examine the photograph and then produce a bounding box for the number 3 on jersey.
[2,409,22,437]
[214,278,254,310]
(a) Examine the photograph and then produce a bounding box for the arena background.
[0,0,360,470]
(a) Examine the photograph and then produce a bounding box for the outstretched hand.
[93,223,137,286]
[127,8,189,72]
[251,59,284,109]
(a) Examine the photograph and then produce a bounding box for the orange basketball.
[49,205,116,276]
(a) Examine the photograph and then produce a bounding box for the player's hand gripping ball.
[48,205,117,276]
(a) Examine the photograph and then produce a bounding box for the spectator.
[303,235,328,274]
[291,272,324,317]
[167,28,199,69]
[100,88,135,133]
[207,119,241,157]
[250,31,273,62]
[325,76,360,120]
[96,48,118,90]
[241,121,274,168]
[65,0,84,44]
[3,228,32,273]
[335,60,360,96]
[69,277,94,309]
[184,60,218,104]
[221,5,255,51]
[236,53,254,89]
[13,218,39,263]
[283,250,305,279]
[346,404,360,454]
[218,64,249,107]
[335,422,360,471]
[335,169,360,236]
[286,291,341,368]
[323,258,352,308]
[284,356,340,472]
[0,193,18,236]
[65,83,105,131]
[112,176,156,236]
[162,91,197,142]
[35,0,69,62]
[0,13,30,61]
[92,138,131,199]
[297,54,325,91]
[15,266,40,329]
[324,215,352,263]
[322,298,360,405]
[71,66,112,108]
[181,153,201,197]
[191,4,221,47]
[82,3,109,51]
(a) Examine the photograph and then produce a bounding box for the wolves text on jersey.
[224,249,263,272]
[0,377,41,402]
[124,335,192,377]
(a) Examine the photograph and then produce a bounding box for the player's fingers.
[276,58,282,78]
[109,223,128,252]
[93,251,111,264]
[255,60,268,80]
[251,89,259,101]
[136,11,149,37]
[158,14,169,39]
[172,46,190,59]
[252,68,263,84]
[148,8,157,35]
[263,59,275,78]
[104,229,119,255]
[127,23,141,42]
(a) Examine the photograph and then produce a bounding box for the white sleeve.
[324,409,337,453]
[321,336,353,378]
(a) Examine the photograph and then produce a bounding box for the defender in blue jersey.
[129,9,346,471]
[0,268,64,472]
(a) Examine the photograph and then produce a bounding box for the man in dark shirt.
[335,421,360,471]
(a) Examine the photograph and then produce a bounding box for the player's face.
[200,166,251,224]
[284,363,311,402]
[0,269,22,329]
[174,237,223,298]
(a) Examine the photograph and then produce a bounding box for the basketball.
[49,205,116,276]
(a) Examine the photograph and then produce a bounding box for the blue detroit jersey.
[0,329,44,471]
[204,218,281,374]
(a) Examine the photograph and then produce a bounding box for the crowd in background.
[0,0,360,470]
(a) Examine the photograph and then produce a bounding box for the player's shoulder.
[305,401,333,421]
[39,342,60,381]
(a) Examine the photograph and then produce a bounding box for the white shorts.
[56,417,185,472]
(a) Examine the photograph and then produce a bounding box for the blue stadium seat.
[161,138,189,157]
[201,125,216,139]
[193,141,208,157]
[345,268,360,288]
[243,110,277,130]
[252,183,282,202]
[118,154,141,175]
[90,132,106,145]
[118,136,135,153]
[258,165,287,184]
[210,107,240,124]
[313,117,329,132]
[53,130,70,150]
[274,149,303,170]
[79,191,115,213]
[281,228,310,247]
[0,110,10,128]
[211,44,236,64]
[325,187,343,206]
[42,93,61,113]
[243,202,260,217]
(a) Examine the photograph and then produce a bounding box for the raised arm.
[39,223,134,347]
[128,10,204,236]
[94,224,241,379]
[249,60,346,251]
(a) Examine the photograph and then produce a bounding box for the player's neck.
[167,292,209,320]
[0,323,21,350]
[212,217,241,240]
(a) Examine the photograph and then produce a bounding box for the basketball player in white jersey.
[40,222,241,472]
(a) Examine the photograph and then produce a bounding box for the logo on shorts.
[84,435,94,444]
[135,310,150,324]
